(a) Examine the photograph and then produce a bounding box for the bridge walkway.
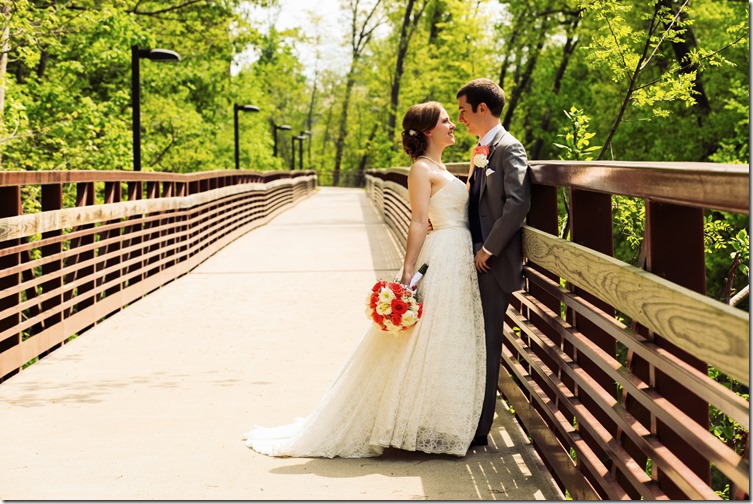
[0,187,563,500]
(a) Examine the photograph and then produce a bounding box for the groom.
[457,78,531,448]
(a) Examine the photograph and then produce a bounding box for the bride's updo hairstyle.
[400,101,442,160]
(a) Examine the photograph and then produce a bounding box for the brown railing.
[366,161,749,500]
[0,169,316,382]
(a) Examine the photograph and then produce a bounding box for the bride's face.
[427,108,455,148]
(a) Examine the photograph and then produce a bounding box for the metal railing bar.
[516,291,748,492]
[525,266,750,426]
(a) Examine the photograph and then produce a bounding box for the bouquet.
[365,264,428,332]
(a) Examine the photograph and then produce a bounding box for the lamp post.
[272,123,291,157]
[131,45,180,172]
[300,130,312,168]
[234,104,260,170]
[291,135,306,170]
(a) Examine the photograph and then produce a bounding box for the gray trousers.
[474,254,510,439]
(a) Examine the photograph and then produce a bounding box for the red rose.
[372,281,386,292]
[391,298,408,315]
[391,313,402,326]
[388,282,404,297]
[370,292,379,308]
[373,313,384,325]
[473,145,490,157]
[417,303,423,318]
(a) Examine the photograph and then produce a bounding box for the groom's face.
[457,95,482,137]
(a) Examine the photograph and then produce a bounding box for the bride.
[242,102,486,458]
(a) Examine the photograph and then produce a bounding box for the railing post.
[73,182,96,321]
[146,181,160,276]
[514,182,572,487]
[632,201,709,497]
[569,188,624,496]
[161,181,175,269]
[126,181,144,288]
[103,181,122,302]
[0,186,21,381]
[40,184,64,355]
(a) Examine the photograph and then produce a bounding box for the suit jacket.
[471,126,531,293]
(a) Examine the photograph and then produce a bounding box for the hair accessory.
[408,129,417,136]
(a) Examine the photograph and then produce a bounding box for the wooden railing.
[366,161,749,500]
[0,169,316,382]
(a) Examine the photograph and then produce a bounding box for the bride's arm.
[465,159,474,190]
[401,162,432,285]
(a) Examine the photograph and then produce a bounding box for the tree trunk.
[356,122,379,186]
[320,101,333,173]
[332,0,383,186]
[529,16,580,159]
[597,3,661,160]
[498,8,528,88]
[503,15,548,130]
[427,0,445,44]
[659,0,710,118]
[333,69,356,186]
[387,0,426,145]
[0,4,10,167]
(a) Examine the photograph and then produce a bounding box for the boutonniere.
[472,145,490,168]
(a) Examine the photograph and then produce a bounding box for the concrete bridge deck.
[0,187,563,500]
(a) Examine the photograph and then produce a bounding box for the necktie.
[469,145,487,244]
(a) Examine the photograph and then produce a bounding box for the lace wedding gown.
[242,176,486,457]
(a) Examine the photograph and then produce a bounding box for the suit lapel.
[479,127,507,199]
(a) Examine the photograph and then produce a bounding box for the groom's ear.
[477,102,488,114]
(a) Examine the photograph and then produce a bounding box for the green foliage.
[708,366,749,499]
[1,0,747,178]
[612,196,645,265]
[553,107,601,161]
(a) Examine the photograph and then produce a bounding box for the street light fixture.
[234,104,260,170]
[272,123,292,157]
[301,130,312,168]
[132,45,180,172]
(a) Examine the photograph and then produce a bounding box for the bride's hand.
[400,272,413,286]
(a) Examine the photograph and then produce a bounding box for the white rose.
[401,310,418,327]
[473,154,489,168]
[382,318,398,331]
[378,287,396,303]
[376,302,393,315]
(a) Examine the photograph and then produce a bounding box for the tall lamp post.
[300,130,312,168]
[132,45,180,172]
[291,135,306,170]
[272,123,291,157]
[234,104,260,170]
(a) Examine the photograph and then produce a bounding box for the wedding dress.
[242,175,486,458]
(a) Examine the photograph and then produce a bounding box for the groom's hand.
[474,249,492,273]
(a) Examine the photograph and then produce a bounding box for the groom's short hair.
[456,78,505,117]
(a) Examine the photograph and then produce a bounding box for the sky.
[234,0,349,78]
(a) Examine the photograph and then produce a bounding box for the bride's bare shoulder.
[409,158,432,176]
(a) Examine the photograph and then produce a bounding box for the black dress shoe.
[469,435,488,448]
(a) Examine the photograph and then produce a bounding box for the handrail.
[365,160,749,501]
[370,160,749,213]
[0,170,316,382]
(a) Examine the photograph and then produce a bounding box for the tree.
[579,0,743,160]
[385,0,428,145]
[332,0,383,186]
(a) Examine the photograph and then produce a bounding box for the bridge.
[0,163,748,500]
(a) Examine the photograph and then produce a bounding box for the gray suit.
[469,126,531,439]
